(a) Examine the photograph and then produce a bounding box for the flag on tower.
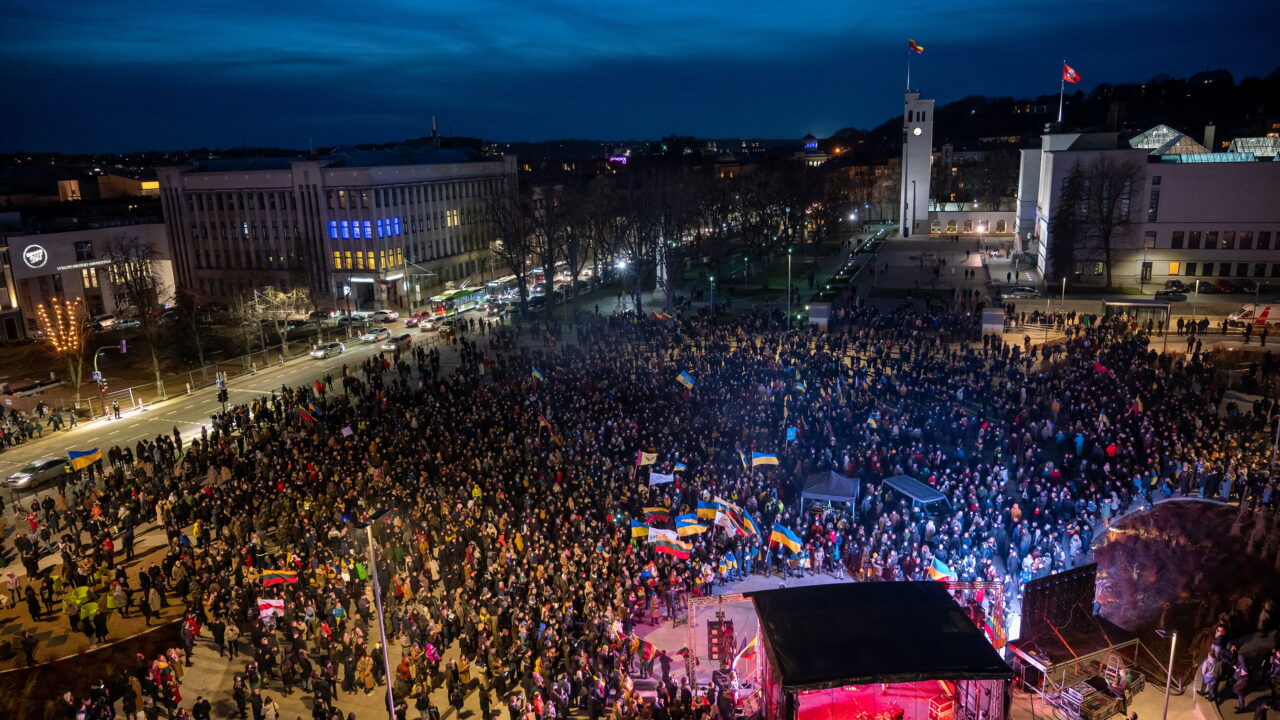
[908,38,924,54]
[1063,63,1081,84]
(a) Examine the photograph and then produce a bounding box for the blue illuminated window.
[352,221,361,239]
[363,220,373,238]
[377,219,385,238]
[392,217,402,235]
[340,220,350,239]
[328,221,338,239]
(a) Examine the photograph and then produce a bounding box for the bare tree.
[1081,155,1144,288]
[485,176,534,315]
[102,234,169,398]
[35,297,89,407]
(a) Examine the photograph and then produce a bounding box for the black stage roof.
[750,582,1012,691]
[1007,614,1136,671]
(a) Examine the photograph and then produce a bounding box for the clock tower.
[899,91,935,238]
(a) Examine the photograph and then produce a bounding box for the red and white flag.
[257,598,285,620]
[1063,63,1081,84]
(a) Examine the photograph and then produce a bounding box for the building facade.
[6,223,175,332]
[1019,126,1280,290]
[158,147,517,311]
[899,91,935,238]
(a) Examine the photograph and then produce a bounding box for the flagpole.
[906,51,912,91]
[1057,59,1066,124]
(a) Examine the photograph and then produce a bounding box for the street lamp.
[356,509,398,719]
[1155,629,1177,720]
[787,248,793,329]
[709,276,715,310]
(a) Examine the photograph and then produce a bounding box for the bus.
[428,287,487,317]
[484,275,519,299]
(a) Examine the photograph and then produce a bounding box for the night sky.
[3,0,1276,153]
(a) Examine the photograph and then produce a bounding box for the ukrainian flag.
[928,558,958,581]
[674,461,687,472]
[770,522,802,553]
[795,381,807,392]
[531,368,545,381]
[696,500,717,520]
[676,371,695,390]
[737,449,749,469]
[739,509,761,537]
[631,520,649,538]
[751,452,779,467]
[67,448,101,471]
[676,514,707,537]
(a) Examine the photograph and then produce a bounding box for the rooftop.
[184,145,494,173]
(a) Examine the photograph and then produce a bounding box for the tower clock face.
[913,127,923,136]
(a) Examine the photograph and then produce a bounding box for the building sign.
[22,244,48,269]
[55,259,111,272]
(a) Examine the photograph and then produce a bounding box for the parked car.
[337,315,372,327]
[360,327,392,343]
[1191,281,1219,294]
[1154,289,1187,302]
[4,457,67,490]
[1214,279,1239,294]
[527,295,547,309]
[1164,279,1190,292]
[380,333,412,352]
[1236,280,1260,294]
[113,318,142,330]
[310,341,345,359]
[91,314,117,329]
[369,309,399,323]
[1002,286,1040,299]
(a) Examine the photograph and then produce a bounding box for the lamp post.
[787,248,793,329]
[709,276,715,312]
[357,510,398,719]
[1156,629,1177,720]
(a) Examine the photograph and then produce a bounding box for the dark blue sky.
[3,0,1276,153]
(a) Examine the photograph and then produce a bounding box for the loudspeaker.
[1018,563,1097,641]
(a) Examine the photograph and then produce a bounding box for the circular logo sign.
[22,244,47,269]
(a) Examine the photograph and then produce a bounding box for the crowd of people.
[2,290,1279,720]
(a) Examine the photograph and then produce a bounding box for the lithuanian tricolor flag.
[260,569,299,587]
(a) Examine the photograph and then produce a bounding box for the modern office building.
[1017,124,1280,290]
[157,146,517,311]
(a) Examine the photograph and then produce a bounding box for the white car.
[1002,286,1040,299]
[369,309,399,323]
[311,341,345,359]
[360,327,392,343]
[5,457,67,490]
[418,316,444,333]
[91,314,117,329]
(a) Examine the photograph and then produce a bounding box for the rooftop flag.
[908,38,924,54]
[1063,63,1081,84]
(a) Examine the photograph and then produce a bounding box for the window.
[338,190,348,209]
[1147,187,1160,222]
[1256,264,1267,278]
[1188,231,1201,249]
[1168,262,1180,276]
[1237,263,1249,277]
[1205,231,1218,249]
[352,221,362,239]
[1222,231,1235,250]
[963,220,973,232]
[355,252,365,270]
[1118,179,1132,221]
[363,220,373,238]
[1143,231,1156,248]
[1240,231,1253,250]
[1185,262,1197,276]
[343,251,353,269]
[328,221,339,239]
[1273,264,1280,278]
[1219,263,1231,277]
[366,251,376,270]
[996,219,1006,233]
[377,219,386,239]
[74,241,94,262]
[1203,263,1214,276]
[446,209,461,228]
[1170,231,1184,249]
[333,251,342,269]
[340,220,350,239]
[81,268,99,288]
[1259,231,1271,250]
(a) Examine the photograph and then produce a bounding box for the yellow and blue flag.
[795,381,807,392]
[928,558,958,581]
[676,371,695,390]
[737,449,749,469]
[785,427,797,442]
[751,452,779,467]
[674,461,687,473]
[630,519,649,538]
[739,509,761,537]
[770,522,802,553]
[676,514,707,537]
[67,448,101,471]
[696,500,717,520]
[531,368,545,381]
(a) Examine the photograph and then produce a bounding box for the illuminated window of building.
[379,251,387,269]
[343,251,353,269]
[81,268,99,288]
[446,209,460,227]
[1168,262,1180,276]
[366,251,376,270]
[328,221,339,239]
[333,251,342,269]
[338,190,347,209]
[355,252,365,270]
[363,220,373,238]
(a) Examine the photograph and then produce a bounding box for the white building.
[1017,125,1280,290]
[7,223,176,329]
[158,147,517,312]
[899,92,935,238]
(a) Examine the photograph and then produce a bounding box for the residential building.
[157,146,517,312]
[1017,124,1280,290]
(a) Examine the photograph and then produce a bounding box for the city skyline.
[2,0,1277,153]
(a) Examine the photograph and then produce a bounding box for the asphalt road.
[0,313,481,513]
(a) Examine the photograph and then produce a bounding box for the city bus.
[428,287,487,317]
[484,275,520,299]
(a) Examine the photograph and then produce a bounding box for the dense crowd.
[3,295,1279,720]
